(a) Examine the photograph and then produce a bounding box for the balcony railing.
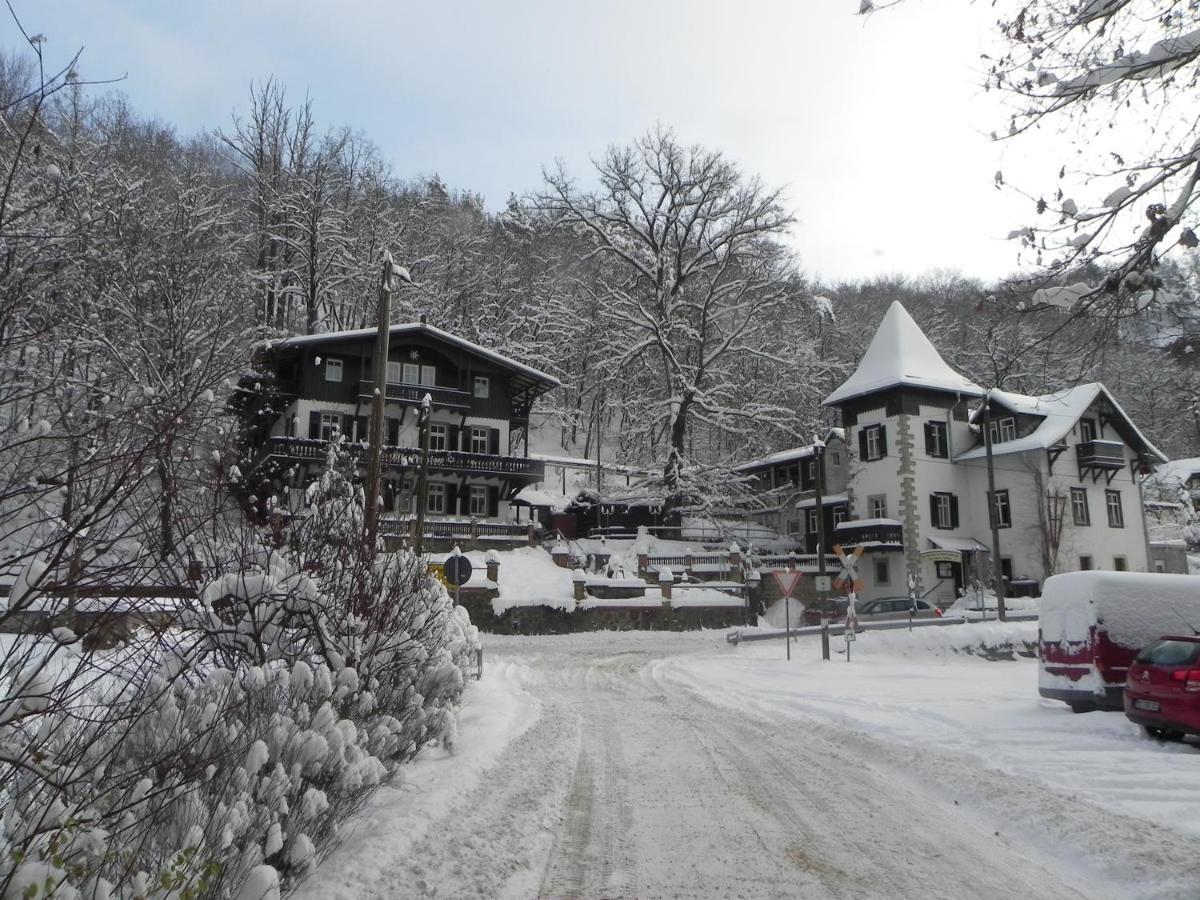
[357,380,471,409]
[263,437,544,479]
[1076,439,1125,470]
[833,519,904,550]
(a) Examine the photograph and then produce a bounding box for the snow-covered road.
[300,630,1200,899]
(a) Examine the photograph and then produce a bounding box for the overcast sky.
[10,0,1042,284]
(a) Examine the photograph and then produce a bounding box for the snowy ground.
[299,626,1200,899]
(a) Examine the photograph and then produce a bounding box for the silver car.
[853,597,939,621]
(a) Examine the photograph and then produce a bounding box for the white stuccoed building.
[823,301,1166,604]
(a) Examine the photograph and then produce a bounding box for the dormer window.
[988,417,1016,444]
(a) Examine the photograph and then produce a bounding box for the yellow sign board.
[427,562,449,588]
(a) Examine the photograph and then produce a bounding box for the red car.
[1123,635,1200,742]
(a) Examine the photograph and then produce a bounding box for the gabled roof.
[955,383,1167,463]
[1144,456,1200,489]
[823,301,983,406]
[266,323,562,391]
[734,428,847,473]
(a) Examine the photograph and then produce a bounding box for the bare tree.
[540,128,801,505]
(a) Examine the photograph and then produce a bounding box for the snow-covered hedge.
[0,460,480,899]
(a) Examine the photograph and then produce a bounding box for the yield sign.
[832,544,866,594]
[772,569,803,599]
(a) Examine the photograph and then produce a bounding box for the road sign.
[444,555,473,587]
[832,544,865,594]
[813,575,832,593]
[772,570,803,598]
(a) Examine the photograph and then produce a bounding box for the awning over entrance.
[926,536,990,554]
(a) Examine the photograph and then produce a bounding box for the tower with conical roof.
[823,302,984,596]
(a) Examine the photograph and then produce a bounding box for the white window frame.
[473,376,490,398]
[1106,489,1124,528]
[386,361,403,384]
[398,479,414,514]
[989,417,1017,444]
[1071,487,1090,526]
[427,482,446,514]
[833,506,848,526]
[429,423,447,452]
[990,489,1012,528]
[470,426,489,454]
[869,495,887,519]
[934,493,952,529]
[320,412,341,442]
[469,484,488,516]
[864,426,882,461]
[325,358,343,382]
[402,362,420,384]
[805,508,818,535]
[927,421,947,458]
[420,364,437,386]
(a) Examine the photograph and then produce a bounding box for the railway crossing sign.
[772,569,803,598]
[832,544,865,594]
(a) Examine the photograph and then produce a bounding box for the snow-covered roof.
[734,428,847,472]
[267,323,562,389]
[928,535,991,553]
[1145,456,1200,488]
[511,486,573,509]
[835,517,902,529]
[955,383,1167,463]
[823,302,984,406]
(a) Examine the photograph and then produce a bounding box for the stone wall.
[453,587,752,635]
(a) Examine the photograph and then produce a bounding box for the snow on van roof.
[823,302,983,406]
[1041,571,1200,648]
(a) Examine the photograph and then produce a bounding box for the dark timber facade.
[235,323,560,527]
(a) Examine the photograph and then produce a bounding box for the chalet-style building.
[814,301,1165,603]
[236,322,560,528]
[735,430,850,551]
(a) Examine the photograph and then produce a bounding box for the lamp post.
[363,251,414,557]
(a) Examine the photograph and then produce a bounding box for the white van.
[1038,571,1200,712]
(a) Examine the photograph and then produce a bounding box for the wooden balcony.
[262,437,545,480]
[1076,438,1125,484]
[1075,439,1125,469]
[357,380,471,410]
[832,519,904,551]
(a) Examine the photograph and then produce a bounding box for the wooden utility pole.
[413,394,432,556]
[363,252,412,555]
[982,391,1007,621]
[814,437,831,662]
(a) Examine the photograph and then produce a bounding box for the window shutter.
[356,416,368,442]
[447,425,460,452]
[445,483,458,515]
[950,494,960,528]
[488,486,499,517]
[878,424,888,457]
[858,428,869,460]
[387,417,400,446]
[490,428,501,456]
[924,422,935,455]
[339,415,351,438]
[308,411,321,440]
[929,494,938,528]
